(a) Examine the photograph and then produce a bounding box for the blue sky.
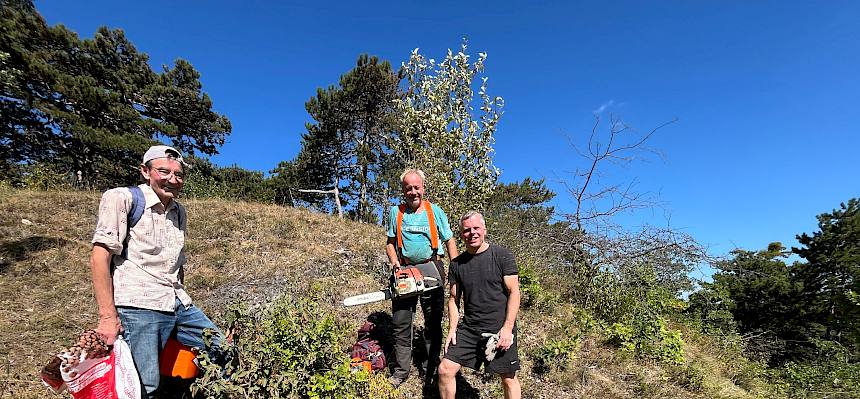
[37,1,859,278]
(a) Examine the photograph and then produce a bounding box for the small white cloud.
[593,99,615,114]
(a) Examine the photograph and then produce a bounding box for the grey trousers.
[390,287,444,381]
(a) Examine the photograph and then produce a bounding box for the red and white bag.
[41,333,141,399]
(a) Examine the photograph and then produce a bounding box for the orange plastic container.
[159,337,199,379]
[350,358,371,373]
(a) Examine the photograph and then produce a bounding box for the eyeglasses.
[153,168,185,180]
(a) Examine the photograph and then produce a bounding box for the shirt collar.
[138,184,177,211]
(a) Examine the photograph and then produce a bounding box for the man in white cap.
[90,144,227,397]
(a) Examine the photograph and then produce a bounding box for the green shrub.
[21,163,70,191]
[606,322,636,354]
[518,264,544,308]
[605,315,685,365]
[192,295,373,398]
[776,341,860,399]
[532,336,580,374]
[183,173,227,199]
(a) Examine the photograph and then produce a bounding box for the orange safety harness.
[395,200,439,265]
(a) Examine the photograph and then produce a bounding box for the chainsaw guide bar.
[343,290,393,306]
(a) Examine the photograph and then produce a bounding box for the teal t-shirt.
[387,202,454,263]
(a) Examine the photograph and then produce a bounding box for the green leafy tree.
[392,40,503,224]
[0,1,230,187]
[689,244,810,363]
[794,199,860,353]
[183,156,274,203]
[276,54,400,221]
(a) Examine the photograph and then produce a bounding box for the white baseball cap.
[142,145,188,166]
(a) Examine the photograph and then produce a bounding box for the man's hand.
[444,330,457,354]
[497,325,514,350]
[96,314,122,345]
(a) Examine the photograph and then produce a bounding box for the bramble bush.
[192,295,393,399]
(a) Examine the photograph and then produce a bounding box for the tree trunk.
[333,176,343,219]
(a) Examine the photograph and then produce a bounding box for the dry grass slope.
[0,189,766,398]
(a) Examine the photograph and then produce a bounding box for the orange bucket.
[159,337,199,379]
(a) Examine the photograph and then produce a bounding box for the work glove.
[481,333,500,361]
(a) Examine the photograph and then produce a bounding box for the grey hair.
[400,168,426,183]
[459,210,486,227]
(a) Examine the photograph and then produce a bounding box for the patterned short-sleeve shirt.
[91,184,191,312]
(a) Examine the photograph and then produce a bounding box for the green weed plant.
[192,295,373,398]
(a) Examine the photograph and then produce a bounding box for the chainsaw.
[343,264,442,306]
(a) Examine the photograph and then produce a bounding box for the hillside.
[0,189,767,398]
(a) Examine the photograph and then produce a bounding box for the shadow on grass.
[420,372,480,399]
[0,236,72,273]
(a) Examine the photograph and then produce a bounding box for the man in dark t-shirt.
[438,211,521,399]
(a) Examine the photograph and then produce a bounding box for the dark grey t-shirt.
[448,244,518,331]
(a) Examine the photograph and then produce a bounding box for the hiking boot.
[389,375,406,389]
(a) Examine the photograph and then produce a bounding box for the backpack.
[120,186,146,259]
[349,321,386,372]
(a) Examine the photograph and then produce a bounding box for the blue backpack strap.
[122,186,145,258]
[128,186,145,228]
[176,202,186,231]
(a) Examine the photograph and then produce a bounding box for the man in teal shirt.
[385,169,459,388]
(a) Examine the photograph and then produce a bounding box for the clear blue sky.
[37,1,859,278]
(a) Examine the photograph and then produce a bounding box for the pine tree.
[0,2,230,187]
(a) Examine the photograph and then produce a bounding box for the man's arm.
[445,281,460,353]
[444,237,459,260]
[91,243,121,344]
[386,237,400,269]
[497,274,520,350]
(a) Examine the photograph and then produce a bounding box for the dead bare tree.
[297,176,343,219]
[548,114,710,310]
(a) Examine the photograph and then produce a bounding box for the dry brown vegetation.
[1,189,765,398]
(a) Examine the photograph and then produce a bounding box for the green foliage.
[605,278,687,366]
[606,315,685,365]
[794,199,860,354]
[485,178,557,252]
[0,2,230,189]
[276,54,401,220]
[686,282,738,336]
[532,336,580,374]
[688,244,813,364]
[683,200,860,396]
[776,341,860,399]
[20,163,71,190]
[192,296,372,398]
[392,39,503,224]
[182,156,275,203]
[517,263,546,309]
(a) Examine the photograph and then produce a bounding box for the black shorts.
[443,324,520,374]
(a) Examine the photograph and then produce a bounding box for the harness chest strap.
[395,201,439,264]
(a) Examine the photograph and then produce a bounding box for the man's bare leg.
[438,358,461,399]
[501,372,521,399]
